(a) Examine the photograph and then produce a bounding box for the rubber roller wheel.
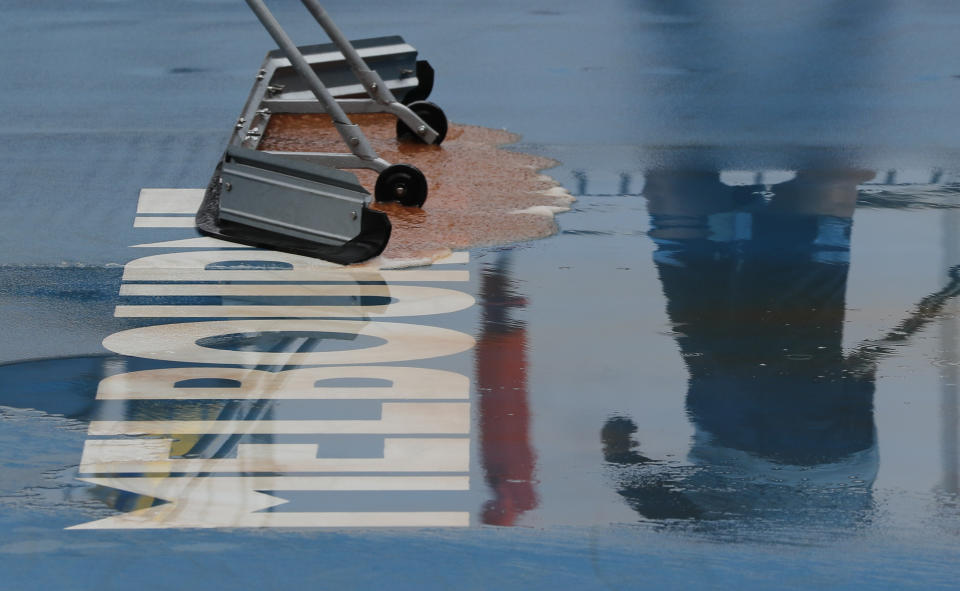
[375,163,428,207]
[396,101,448,145]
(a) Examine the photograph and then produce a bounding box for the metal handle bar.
[300,1,373,80]
[244,0,378,160]
[300,0,441,142]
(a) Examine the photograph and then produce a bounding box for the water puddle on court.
[1,158,959,545]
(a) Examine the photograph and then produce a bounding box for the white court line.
[134,216,196,228]
[115,284,475,318]
[131,237,255,249]
[137,188,204,214]
[122,268,470,282]
[79,438,470,473]
[96,365,469,400]
[89,402,470,435]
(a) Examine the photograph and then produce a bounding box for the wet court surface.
[3,1,960,589]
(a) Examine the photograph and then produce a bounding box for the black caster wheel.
[396,100,448,145]
[375,163,428,207]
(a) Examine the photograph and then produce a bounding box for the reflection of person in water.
[603,169,960,526]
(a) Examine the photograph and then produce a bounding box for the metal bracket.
[218,147,372,246]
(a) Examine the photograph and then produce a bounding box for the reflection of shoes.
[481,483,538,526]
[602,415,651,465]
[602,415,638,439]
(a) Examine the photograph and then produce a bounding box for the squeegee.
[197,0,448,264]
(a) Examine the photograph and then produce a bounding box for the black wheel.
[375,163,428,207]
[396,100,448,145]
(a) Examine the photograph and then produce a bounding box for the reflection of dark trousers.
[652,212,874,464]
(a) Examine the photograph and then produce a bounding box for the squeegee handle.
[299,1,441,148]
[299,0,399,106]
[300,1,372,76]
[244,0,378,160]
[245,0,347,123]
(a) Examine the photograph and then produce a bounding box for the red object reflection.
[476,253,538,525]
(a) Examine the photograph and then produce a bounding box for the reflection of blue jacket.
[602,208,878,527]
[653,210,875,465]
